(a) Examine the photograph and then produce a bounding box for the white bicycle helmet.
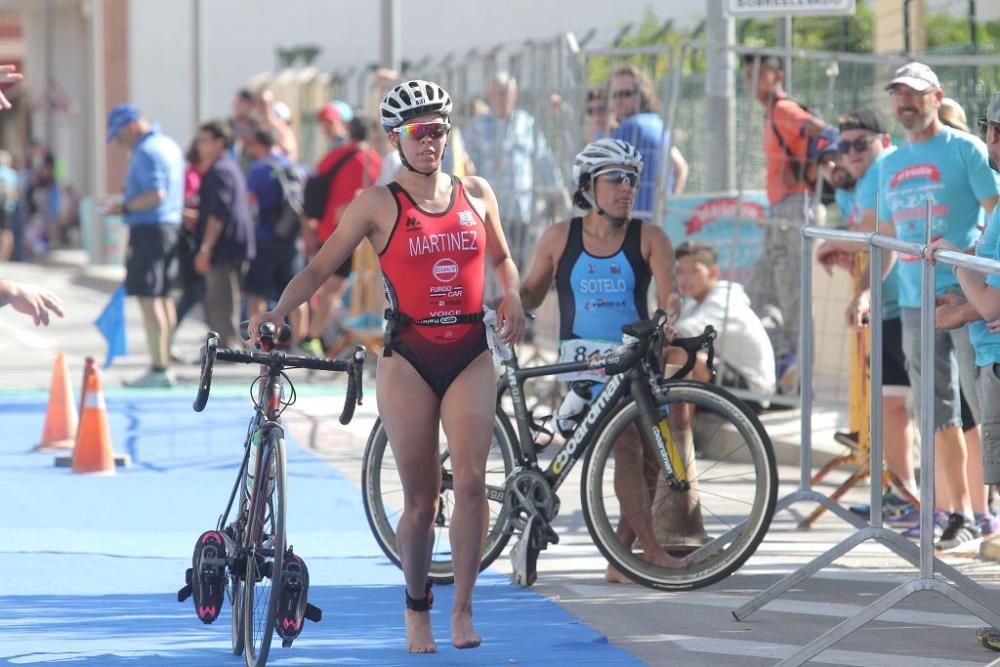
[572,138,644,188]
[379,79,453,130]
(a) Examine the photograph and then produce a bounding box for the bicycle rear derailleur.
[504,468,560,587]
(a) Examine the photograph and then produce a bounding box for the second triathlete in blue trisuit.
[520,138,690,582]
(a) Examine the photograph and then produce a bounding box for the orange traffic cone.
[71,359,116,475]
[34,351,78,452]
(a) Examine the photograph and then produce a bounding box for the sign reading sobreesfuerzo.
[728,0,855,17]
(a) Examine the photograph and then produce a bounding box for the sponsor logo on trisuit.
[432,258,460,282]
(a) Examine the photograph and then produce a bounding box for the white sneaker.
[124,369,175,388]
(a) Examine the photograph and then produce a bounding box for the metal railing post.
[732,220,1000,666]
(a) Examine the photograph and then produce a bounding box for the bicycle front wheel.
[361,410,516,583]
[582,381,777,591]
[243,431,286,666]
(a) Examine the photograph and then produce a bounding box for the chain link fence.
[249,35,1000,413]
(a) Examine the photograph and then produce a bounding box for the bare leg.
[377,354,441,654]
[965,425,989,516]
[306,274,346,341]
[440,351,495,649]
[883,394,915,492]
[605,424,688,584]
[138,296,173,370]
[290,303,309,345]
[937,426,972,517]
[246,295,267,318]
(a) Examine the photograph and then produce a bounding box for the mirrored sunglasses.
[594,168,639,187]
[611,88,638,100]
[394,122,450,141]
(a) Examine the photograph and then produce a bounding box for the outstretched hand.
[0,280,64,326]
[0,65,23,110]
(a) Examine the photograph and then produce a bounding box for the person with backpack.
[742,54,827,390]
[299,116,381,357]
[243,127,309,340]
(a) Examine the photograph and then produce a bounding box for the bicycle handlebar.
[193,329,366,425]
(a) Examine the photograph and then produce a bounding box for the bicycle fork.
[634,375,690,493]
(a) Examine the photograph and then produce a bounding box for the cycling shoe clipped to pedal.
[510,515,545,587]
[276,548,322,648]
[178,530,229,624]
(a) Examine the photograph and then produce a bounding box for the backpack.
[769,97,824,188]
[267,157,305,241]
[302,147,360,221]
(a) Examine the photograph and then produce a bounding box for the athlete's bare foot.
[604,563,636,584]
[451,608,481,649]
[405,609,436,653]
[605,546,689,583]
[647,547,691,569]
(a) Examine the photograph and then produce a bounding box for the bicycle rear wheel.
[243,431,286,666]
[582,381,777,591]
[361,411,516,583]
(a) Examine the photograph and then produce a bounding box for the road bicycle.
[361,311,777,591]
[182,322,365,667]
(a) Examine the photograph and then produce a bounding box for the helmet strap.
[395,137,440,178]
[582,190,629,227]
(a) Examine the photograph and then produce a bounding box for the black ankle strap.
[405,581,434,612]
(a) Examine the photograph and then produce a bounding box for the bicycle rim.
[243,434,286,666]
[582,381,777,590]
[361,412,515,583]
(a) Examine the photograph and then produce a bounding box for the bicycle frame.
[215,357,287,540]
[496,343,683,494]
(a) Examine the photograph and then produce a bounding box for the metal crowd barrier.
[732,201,1000,666]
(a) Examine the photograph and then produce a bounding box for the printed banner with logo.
[662,191,770,284]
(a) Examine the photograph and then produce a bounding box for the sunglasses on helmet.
[394,121,450,141]
[594,168,639,188]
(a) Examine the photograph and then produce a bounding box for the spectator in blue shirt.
[106,103,185,388]
[610,64,688,219]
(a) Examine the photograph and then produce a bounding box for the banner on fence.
[663,191,770,283]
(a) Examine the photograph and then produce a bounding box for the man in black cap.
[817,108,919,523]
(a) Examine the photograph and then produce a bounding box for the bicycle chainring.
[503,468,559,531]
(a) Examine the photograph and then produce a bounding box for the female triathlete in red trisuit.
[250,80,525,654]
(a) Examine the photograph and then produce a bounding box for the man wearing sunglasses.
[816,109,919,522]
[878,63,1000,551]
[251,79,525,654]
[610,64,688,216]
[520,138,693,583]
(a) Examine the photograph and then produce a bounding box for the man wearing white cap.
[878,63,1000,550]
[928,91,1000,652]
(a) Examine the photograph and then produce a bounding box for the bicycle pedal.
[189,530,228,624]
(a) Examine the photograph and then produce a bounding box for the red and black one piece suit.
[379,175,489,397]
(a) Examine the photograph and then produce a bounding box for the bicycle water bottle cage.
[275,548,322,647]
[529,410,556,452]
[177,530,229,624]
